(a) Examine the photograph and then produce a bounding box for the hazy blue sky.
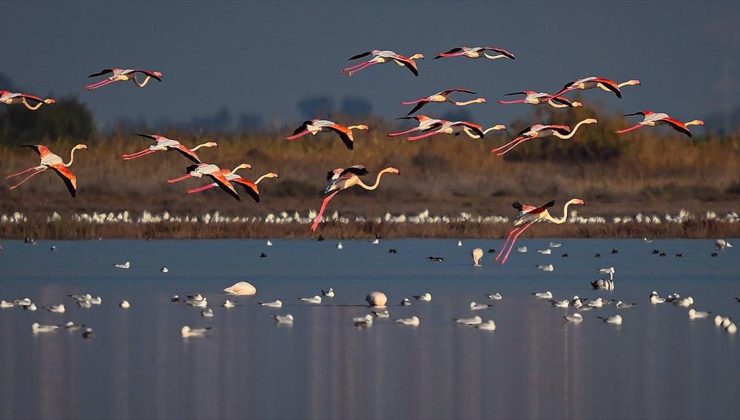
[2,1,739,130]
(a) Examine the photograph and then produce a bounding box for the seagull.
[400,298,411,306]
[181,325,210,338]
[457,240,463,247]
[64,321,84,331]
[336,242,343,250]
[171,295,181,302]
[300,296,322,305]
[591,279,615,291]
[666,293,681,303]
[470,302,491,310]
[90,296,102,305]
[455,315,483,325]
[223,300,236,308]
[476,320,496,331]
[25,303,38,311]
[259,300,283,308]
[266,240,273,246]
[537,264,554,272]
[185,295,208,308]
[32,322,59,333]
[161,267,169,273]
[674,297,694,307]
[570,296,583,308]
[48,303,66,313]
[533,291,553,299]
[616,301,636,309]
[82,327,94,339]
[714,315,728,327]
[322,288,335,298]
[372,309,390,318]
[688,308,710,319]
[114,261,131,269]
[549,242,562,248]
[353,314,374,327]
[551,299,570,308]
[14,298,33,307]
[564,313,584,323]
[588,298,607,308]
[715,239,733,250]
[598,314,623,325]
[472,248,484,267]
[371,238,380,244]
[650,291,666,304]
[271,313,294,324]
[517,246,528,253]
[396,316,420,326]
[414,293,432,302]
[487,292,503,301]
[201,308,214,317]
[119,300,131,309]
[726,322,738,334]
[538,249,552,255]
[0,300,15,309]
[599,267,616,280]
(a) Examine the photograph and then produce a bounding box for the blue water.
[0,239,738,420]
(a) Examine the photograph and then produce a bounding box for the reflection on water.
[0,239,738,419]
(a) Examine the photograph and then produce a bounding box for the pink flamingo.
[497,199,585,265]
[0,90,56,110]
[167,163,243,201]
[311,166,399,232]
[342,50,424,77]
[491,118,598,156]
[187,164,278,203]
[402,88,486,115]
[86,68,163,90]
[388,115,444,137]
[122,134,218,163]
[550,76,640,100]
[498,91,582,108]
[617,111,704,137]
[406,120,487,141]
[287,120,368,150]
[434,46,515,61]
[5,144,87,197]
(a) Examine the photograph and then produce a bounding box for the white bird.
[400,298,411,306]
[32,322,59,333]
[715,239,733,250]
[14,298,33,307]
[0,300,15,309]
[114,261,131,269]
[591,279,615,291]
[598,314,623,325]
[272,313,294,324]
[259,300,283,308]
[650,291,666,304]
[353,314,374,327]
[161,267,169,273]
[487,292,503,301]
[372,309,390,318]
[414,293,432,302]
[616,301,636,309]
[185,296,208,308]
[714,315,728,327]
[551,299,570,308]
[201,308,214,317]
[537,264,554,272]
[472,248,484,267]
[26,303,37,311]
[457,240,463,247]
[266,240,273,246]
[588,298,606,308]
[476,320,496,331]
[300,295,322,304]
[48,303,66,313]
[90,296,102,305]
[181,325,210,338]
[674,297,694,307]
[571,296,583,308]
[564,313,584,323]
[64,321,83,331]
[396,316,420,326]
[455,315,483,325]
[322,288,335,298]
[727,323,737,334]
[643,237,654,243]
[721,317,732,328]
[371,238,380,244]
[599,267,615,280]
[223,300,236,308]
[549,242,562,248]
[538,249,552,255]
[223,282,257,295]
[470,302,491,310]
[517,246,528,253]
[688,308,710,319]
[336,242,343,250]
[533,291,553,299]
[119,300,130,309]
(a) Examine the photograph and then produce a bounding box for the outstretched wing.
[21,144,50,157]
[88,68,114,78]
[326,125,354,150]
[293,121,312,136]
[173,145,202,163]
[394,58,419,76]
[233,178,260,202]
[50,164,78,197]
[340,165,368,178]
[662,117,693,137]
[208,171,241,201]
[348,51,373,60]
[406,101,428,116]
[440,88,477,95]
[134,70,162,81]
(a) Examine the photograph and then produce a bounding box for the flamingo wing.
[88,69,114,78]
[50,164,78,197]
[348,51,373,60]
[530,200,556,214]
[326,125,354,150]
[661,117,693,137]
[624,111,647,117]
[459,122,485,137]
[482,47,516,59]
[173,145,202,163]
[339,165,368,178]
[434,47,463,59]
[406,101,428,116]
[21,144,50,157]
[440,88,477,95]
[208,171,240,201]
[135,70,162,81]
[292,121,312,136]
[394,58,419,76]
[503,91,527,97]
[512,201,540,213]
[232,178,260,202]
[550,97,575,107]
[595,79,622,98]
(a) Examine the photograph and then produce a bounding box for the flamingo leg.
[387,127,420,137]
[500,222,536,265]
[8,168,46,190]
[494,138,530,156]
[6,165,43,179]
[286,131,311,140]
[342,61,378,76]
[497,99,526,104]
[616,124,643,135]
[311,191,339,232]
[401,98,425,105]
[85,79,115,90]
[496,225,524,263]
[407,131,440,142]
[167,174,193,184]
[186,183,218,194]
[491,137,527,155]
[122,149,156,160]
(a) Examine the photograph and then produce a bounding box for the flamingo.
[387,115,443,137]
[496,199,585,265]
[461,123,507,139]
[406,120,486,141]
[122,134,218,163]
[402,88,486,116]
[342,50,424,77]
[491,118,598,156]
[616,111,704,137]
[551,76,640,99]
[498,91,582,108]
[167,163,242,201]
[434,46,515,61]
[286,120,368,150]
[187,165,278,203]
[5,144,87,197]
[311,166,400,232]
[85,68,163,90]
[0,90,56,110]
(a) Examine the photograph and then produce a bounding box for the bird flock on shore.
[2,45,710,265]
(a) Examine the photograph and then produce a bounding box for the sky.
[2,1,739,131]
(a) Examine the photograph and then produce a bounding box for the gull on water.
[598,314,623,325]
[538,249,552,255]
[161,267,169,273]
[715,239,732,250]
[674,297,694,307]
[48,303,66,313]
[201,308,214,317]
[470,302,491,310]
[371,238,380,245]
[322,288,335,298]
[223,300,236,308]
[185,294,208,308]
[372,309,390,318]
[714,315,728,327]
[551,299,570,308]
[476,320,496,331]
[82,327,94,339]
[592,278,615,291]
[457,240,463,247]
[588,297,607,308]
[65,321,83,331]
[266,240,273,246]
[650,291,666,304]
[533,291,553,299]
[353,314,374,327]
[336,242,343,250]
[0,300,15,309]
[549,242,562,248]
[537,264,554,272]
[32,323,59,334]
[599,267,616,280]
[259,300,283,308]
[487,292,503,301]
[571,296,583,308]
[688,308,710,319]
[119,300,131,309]
[396,316,420,326]
[400,298,411,306]
[455,315,482,325]
[114,261,131,269]
[517,246,528,253]
[299,295,322,305]
[181,326,210,338]
[271,313,294,324]
[616,301,637,309]
[414,293,432,302]
[564,313,584,323]
[25,303,37,311]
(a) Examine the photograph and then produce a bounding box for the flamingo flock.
[2,43,708,264]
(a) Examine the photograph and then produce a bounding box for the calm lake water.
[0,238,738,420]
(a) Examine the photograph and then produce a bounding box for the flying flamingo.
[434,46,515,61]
[402,88,486,115]
[5,144,87,197]
[387,115,443,137]
[187,165,278,202]
[496,199,585,265]
[616,111,704,137]
[491,118,598,156]
[342,50,424,77]
[462,123,508,139]
[85,68,163,90]
[122,134,218,163]
[0,90,56,110]
[167,163,243,201]
[498,91,582,108]
[406,120,486,141]
[551,77,640,99]
[311,166,400,232]
[286,120,368,150]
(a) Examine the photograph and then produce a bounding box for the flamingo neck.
[553,120,592,139]
[22,99,44,111]
[685,120,703,127]
[133,75,154,88]
[452,98,485,106]
[483,53,506,60]
[347,125,366,131]
[617,80,639,88]
[545,200,580,224]
[355,168,396,191]
[547,99,568,108]
[254,174,275,184]
[65,147,82,167]
[191,142,213,151]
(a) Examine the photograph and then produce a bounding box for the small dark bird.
[50,246,56,251]
[427,256,444,262]
[260,252,267,258]
[611,248,619,254]
[171,295,180,303]
[317,235,325,242]
[659,252,666,257]
[675,253,682,258]
[652,249,660,255]
[487,248,496,254]
[735,297,739,303]
[82,328,94,339]
[711,252,718,257]
[388,248,398,254]
[594,253,601,258]
[561,253,569,258]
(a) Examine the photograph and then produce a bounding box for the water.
[0,239,738,420]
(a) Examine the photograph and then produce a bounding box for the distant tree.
[297,96,334,119]
[441,109,473,122]
[0,96,95,144]
[340,96,373,117]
